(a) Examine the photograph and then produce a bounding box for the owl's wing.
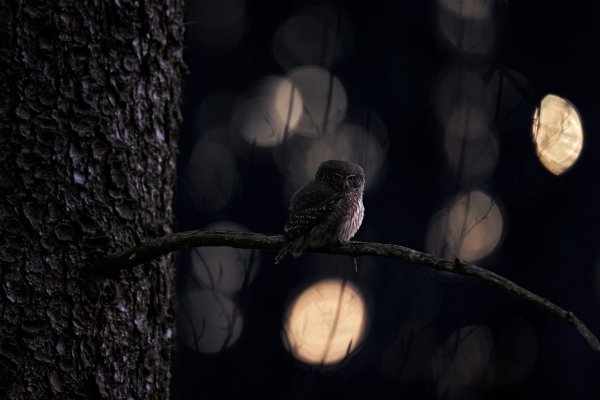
[284,182,341,240]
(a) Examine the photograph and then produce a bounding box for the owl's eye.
[329,173,342,182]
[347,175,357,186]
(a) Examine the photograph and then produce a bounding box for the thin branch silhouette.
[98,230,600,355]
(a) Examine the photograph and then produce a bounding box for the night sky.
[175,1,600,398]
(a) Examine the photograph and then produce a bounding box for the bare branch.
[98,230,600,355]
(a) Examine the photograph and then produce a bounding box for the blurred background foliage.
[174,0,600,398]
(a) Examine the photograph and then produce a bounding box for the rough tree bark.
[0,1,184,398]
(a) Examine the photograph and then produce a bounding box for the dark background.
[174,1,600,398]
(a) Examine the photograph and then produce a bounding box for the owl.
[274,160,365,263]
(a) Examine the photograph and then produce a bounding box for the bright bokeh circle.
[532,94,584,175]
[283,279,367,365]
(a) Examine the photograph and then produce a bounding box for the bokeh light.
[438,0,495,20]
[283,279,367,365]
[178,221,256,355]
[288,66,347,137]
[532,94,584,175]
[273,4,353,70]
[432,325,494,394]
[444,106,499,187]
[231,76,303,147]
[437,6,495,55]
[272,77,304,134]
[433,68,487,124]
[191,221,260,293]
[425,190,504,262]
[185,140,239,213]
[278,116,387,196]
[493,319,538,384]
[177,288,243,353]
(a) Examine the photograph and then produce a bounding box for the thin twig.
[98,230,600,355]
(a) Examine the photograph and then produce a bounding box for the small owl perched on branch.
[275,160,365,263]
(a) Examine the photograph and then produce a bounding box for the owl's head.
[315,160,365,193]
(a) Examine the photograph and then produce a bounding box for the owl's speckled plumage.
[274,160,365,263]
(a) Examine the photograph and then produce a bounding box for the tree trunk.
[0,0,184,398]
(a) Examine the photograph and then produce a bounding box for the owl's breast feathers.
[337,192,364,242]
[284,181,364,248]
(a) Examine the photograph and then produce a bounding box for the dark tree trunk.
[0,0,184,398]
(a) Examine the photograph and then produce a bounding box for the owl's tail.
[274,243,292,264]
